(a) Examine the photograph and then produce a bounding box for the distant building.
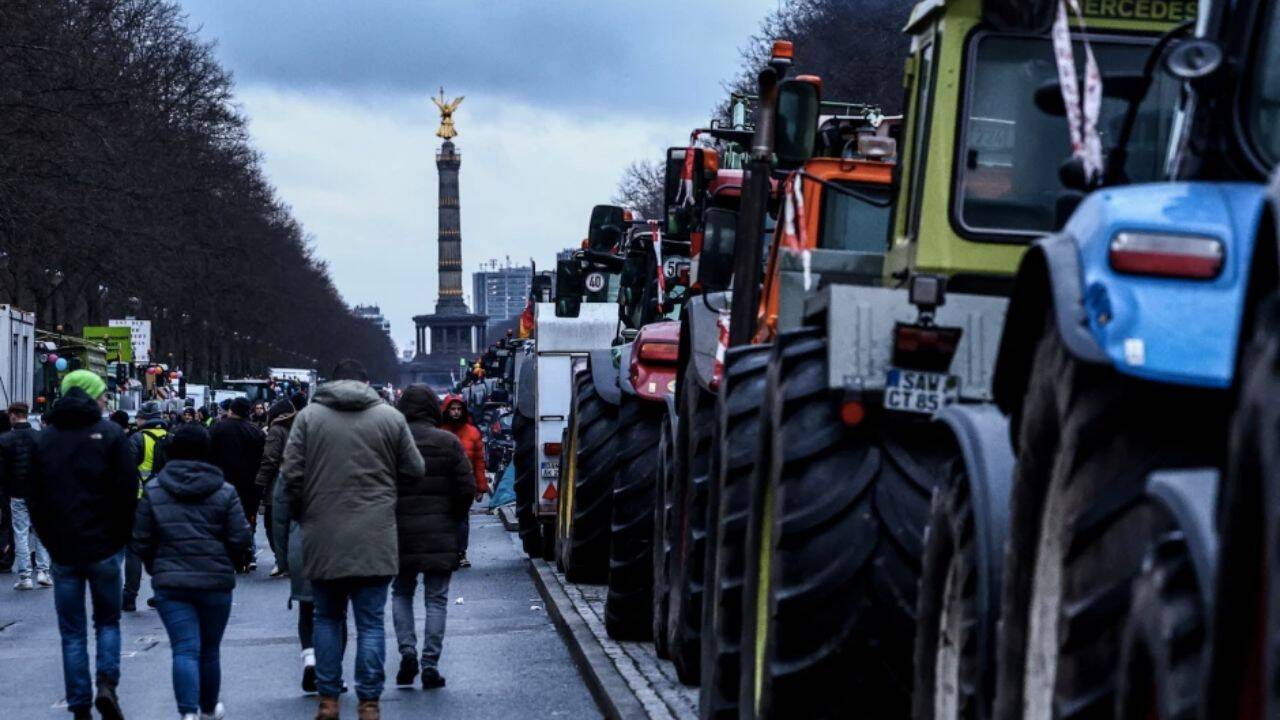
[472,260,532,333]
[353,304,393,338]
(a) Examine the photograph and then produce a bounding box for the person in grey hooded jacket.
[280,359,424,720]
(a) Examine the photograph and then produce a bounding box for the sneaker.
[13,576,32,591]
[181,714,199,720]
[457,554,471,569]
[35,570,53,587]
[94,679,124,720]
[146,596,158,608]
[420,667,446,690]
[122,596,137,612]
[247,560,257,572]
[199,702,226,720]
[395,653,418,687]
[269,565,286,578]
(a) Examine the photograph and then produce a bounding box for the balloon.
[176,371,184,379]
[54,358,68,371]
[47,353,58,364]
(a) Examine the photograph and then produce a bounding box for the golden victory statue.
[432,87,464,140]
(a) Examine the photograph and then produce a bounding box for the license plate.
[540,464,559,479]
[883,368,959,414]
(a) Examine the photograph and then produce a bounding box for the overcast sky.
[176,0,776,353]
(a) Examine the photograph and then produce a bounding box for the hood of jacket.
[313,380,383,412]
[267,398,296,426]
[47,388,102,430]
[441,394,469,422]
[157,460,226,501]
[397,385,442,425]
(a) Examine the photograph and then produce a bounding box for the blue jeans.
[312,577,391,700]
[10,499,49,577]
[391,570,451,669]
[154,588,233,715]
[51,552,124,711]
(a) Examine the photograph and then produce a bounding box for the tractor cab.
[890,0,1192,286]
[554,204,629,318]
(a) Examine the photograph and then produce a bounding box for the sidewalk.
[520,536,696,720]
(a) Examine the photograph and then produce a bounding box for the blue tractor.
[911,1,1280,718]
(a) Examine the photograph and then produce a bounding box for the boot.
[395,653,418,687]
[314,696,339,720]
[357,699,380,720]
[94,675,124,720]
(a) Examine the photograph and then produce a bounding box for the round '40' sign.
[584,272,606,293]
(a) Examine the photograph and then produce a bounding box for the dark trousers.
[456,514,470,556]
[123,548,148,601]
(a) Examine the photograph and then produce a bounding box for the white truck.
[0,306,35,410]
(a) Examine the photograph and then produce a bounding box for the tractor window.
[956,34,1179,238]
[1248,1,1280,168]
[820,184,893,253]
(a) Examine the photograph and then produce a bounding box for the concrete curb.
[527,559,649,720]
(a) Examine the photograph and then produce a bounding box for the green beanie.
[61,369,107,399]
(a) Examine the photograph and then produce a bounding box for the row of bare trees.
[0,0,399,383]
[613,0,914,214]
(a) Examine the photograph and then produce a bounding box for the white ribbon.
[1051,0,1104,182]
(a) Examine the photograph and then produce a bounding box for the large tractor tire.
[991,322,1223,720]
[1115,520,1207,720]
[654,411,678,658]
[667,366,717,685]
[1207,293,1280,719]
[513,411,541,558]
[913,461,994,720]
[742,330,951,719]
[605,394,663,641]
[700,344,771,720]
[557,369,618,583]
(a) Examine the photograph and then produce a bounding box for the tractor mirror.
[698,207,738,292]
[775,78,821,169]
[554,259,583,318]
[588,205,628,251]
[1163,39,1223,82]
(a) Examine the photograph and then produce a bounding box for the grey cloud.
[179,0,773,113]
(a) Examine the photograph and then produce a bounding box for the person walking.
[27,370,137,720]
[210,397,264,573]
[439,395,487,568]
[255,398,296,575]
[130,423,251,720]
[125,401,169,610]
[281,359,424,720]
[391,385,474,690]
[1,402,51,590]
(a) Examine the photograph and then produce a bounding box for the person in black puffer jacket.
[391,384,474,691]
[131,423,251,720]
[1,401,50,589]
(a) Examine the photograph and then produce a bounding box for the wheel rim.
[934,556,963,720]
[1023,481,1067,720]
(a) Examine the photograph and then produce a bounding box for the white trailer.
[530,302,618,542]
[0,306,35,409]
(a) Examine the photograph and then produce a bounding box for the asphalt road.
[0,509,600,719]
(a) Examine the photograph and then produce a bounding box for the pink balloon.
[47,354,58,364]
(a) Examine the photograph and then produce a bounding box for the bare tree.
[612,159,665,221]
[0,0,400,383]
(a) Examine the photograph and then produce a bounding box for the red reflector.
[542,483,558,501]
[638,341,679,363]
[1109,232,1223,279]
[893,326,961,356]
[543,442,562,456]
[840,401,866,426]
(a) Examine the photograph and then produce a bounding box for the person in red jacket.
[439,395,487,568]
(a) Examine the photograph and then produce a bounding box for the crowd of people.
[0,361,489,720]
